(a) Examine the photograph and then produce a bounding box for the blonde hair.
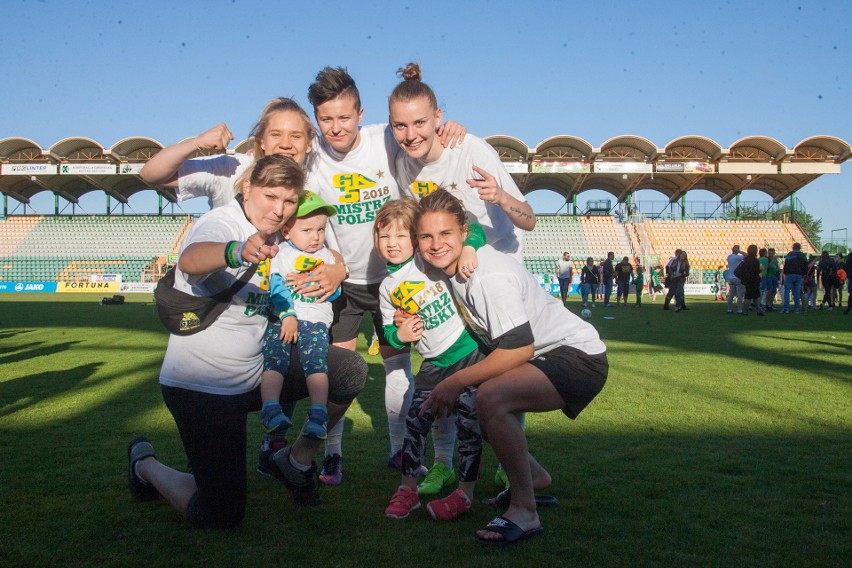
[373,197,419,253]
[248,97,315,159]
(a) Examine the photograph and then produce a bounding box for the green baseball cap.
[296,191,337,218]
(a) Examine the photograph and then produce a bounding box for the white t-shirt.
[556,259,574,279]
[306,124,402,285]
[176,153,253,210]
[269,243,336,326]
[449,246,606,357]
[395,134,526,261]
[726,252,746,281]
[159,198,277,395]
[380,255,467,360]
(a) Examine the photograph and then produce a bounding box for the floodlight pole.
[831,228,848,253]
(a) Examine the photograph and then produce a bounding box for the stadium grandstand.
[1,133,849,288]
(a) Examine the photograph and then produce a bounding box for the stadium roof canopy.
[0,134,849,209]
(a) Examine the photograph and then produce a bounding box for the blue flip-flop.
[475,516,544,546]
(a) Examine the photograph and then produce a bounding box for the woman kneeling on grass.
[415,189,608,546]
[126,155,366,528]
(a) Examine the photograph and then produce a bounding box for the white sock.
[324,418,344,457]
[384,353,414,456]
[431,413,456,469]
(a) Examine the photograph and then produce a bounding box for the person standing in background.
[555,252,574,305]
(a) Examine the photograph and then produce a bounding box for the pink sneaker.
[385,486,420,519]
[426,489,472,521]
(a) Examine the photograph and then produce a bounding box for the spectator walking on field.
[714,265,725,301]
[736,244,763,316]
[614,256,632,307]
[648,265,662,303]
[782,242,808,314]
[580,257,600,308]
[833,253,846,308]
[726,245,747,314]
[664,250,689,312]
[817,251,837,310]
[759,248,780,311]
[555,252,574,305]
[602,252,615,307]
[844,251,852,315]
[633,266,645,307]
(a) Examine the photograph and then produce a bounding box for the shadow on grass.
[0,328,36,346]
[0,362,102,417]
[0,340,80,366]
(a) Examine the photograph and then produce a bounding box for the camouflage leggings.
[402,386,481,482]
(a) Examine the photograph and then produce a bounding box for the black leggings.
[163,346,367,528]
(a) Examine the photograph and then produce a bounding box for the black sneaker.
[256,438,288,482]
[319,453,343,486]
[272,447,322,506]
[127,437,160,501]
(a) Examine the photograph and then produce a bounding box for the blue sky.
[1,0,849,239]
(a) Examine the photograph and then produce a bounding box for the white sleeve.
[476,272,531,339]
[177,154,250,203]
[379,279,396,329]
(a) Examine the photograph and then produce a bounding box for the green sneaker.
[494,467,510,490]
[417,463,456,495]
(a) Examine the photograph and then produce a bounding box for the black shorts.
[528,345,608,419]
[330,281,388,345]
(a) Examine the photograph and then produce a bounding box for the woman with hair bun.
[388,62,535,263]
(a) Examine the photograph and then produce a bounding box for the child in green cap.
[260,191,341,443]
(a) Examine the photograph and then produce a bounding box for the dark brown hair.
[417,188,466,229]
[308,66,361,111]
[235,154,305,196]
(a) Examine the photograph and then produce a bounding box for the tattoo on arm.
[508,206,534,219]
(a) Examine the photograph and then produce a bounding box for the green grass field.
[0,293,849,567]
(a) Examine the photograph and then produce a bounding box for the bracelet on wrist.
[224,241,241,268]
[235,241,254,267]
